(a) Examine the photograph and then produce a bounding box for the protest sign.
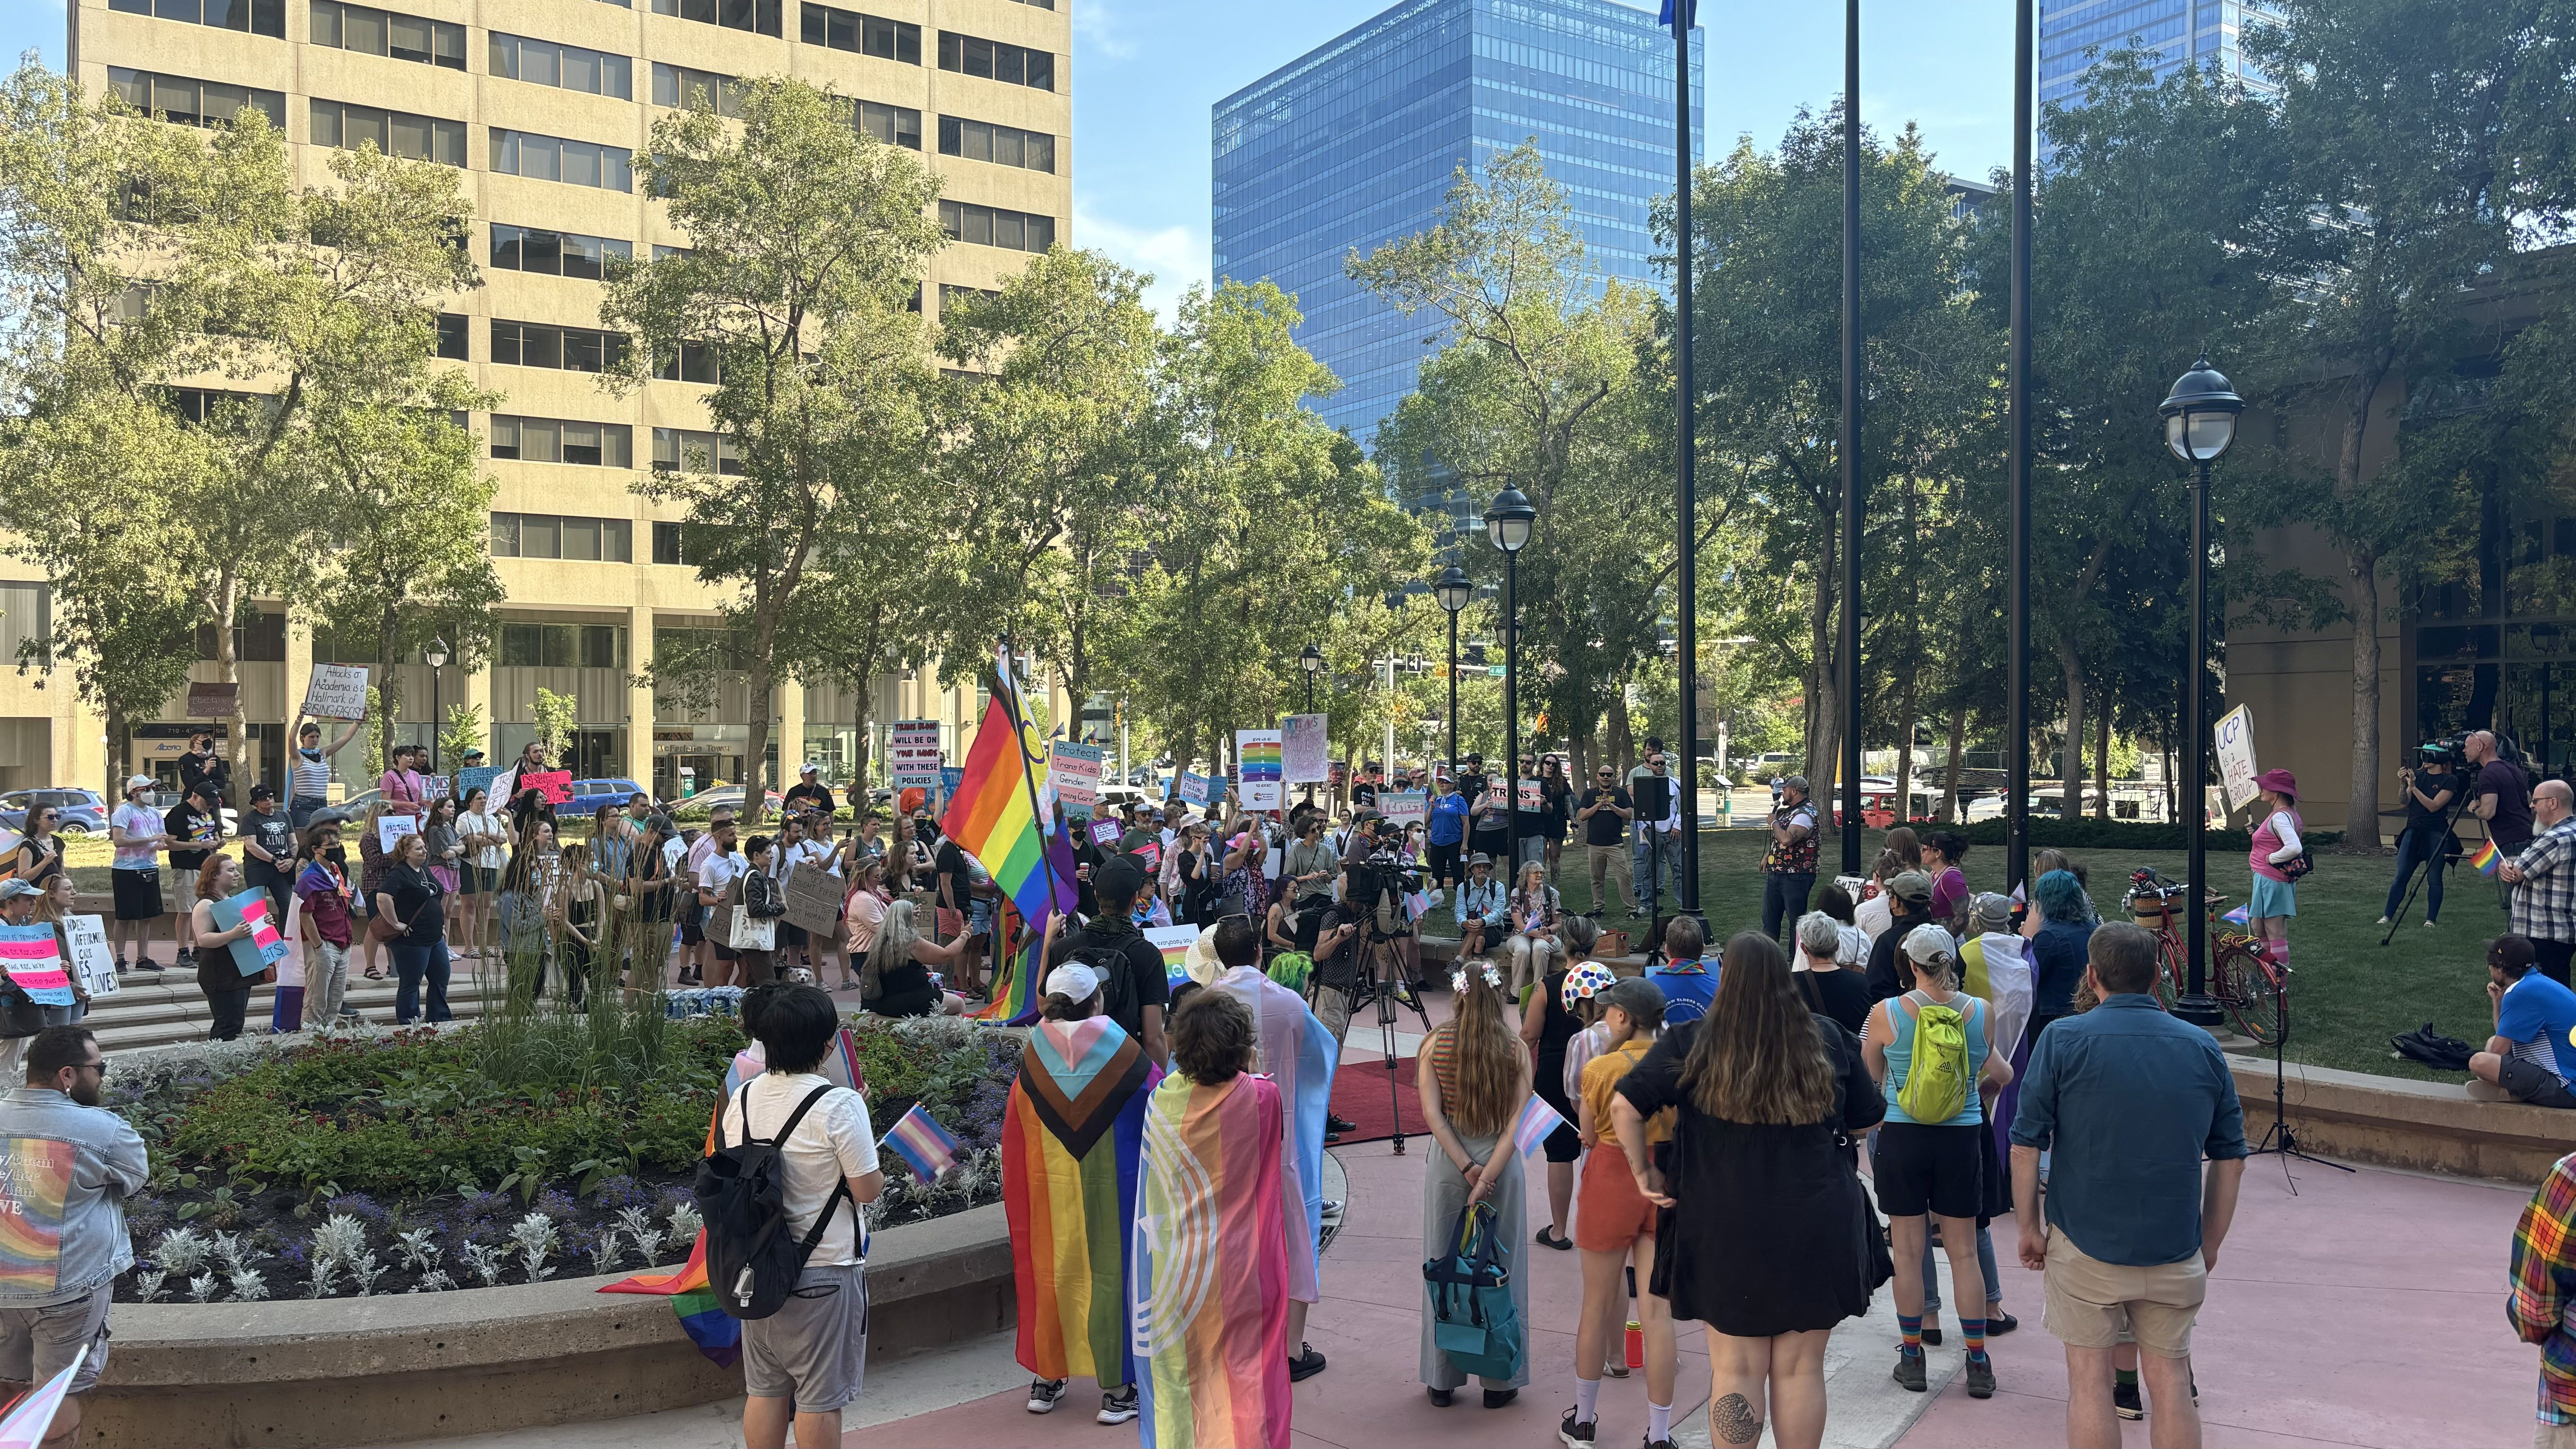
[62,916,116,999]
[377,814,420,854]
[455,766,500,804]
[1282,714,1330,785]
[420,775,451,802]
[889,721,943,792]
[1050,741,1104,819]
[0,928,74,1007]
[1145,924,1201,989]
[1237,729,1283,810]
[1178,771,1213,808]
[185,682,239,720]
[1380,790,1428,825]
[207,888,290,976]
[940,767,963,809]
[1518,777,1543,811]
[783,868,844,938]
[0,1136,74,1293]
[300,663,369,722]
[2215,704,2261,811]
[519,770,573,805]
[1091,819,1123,850]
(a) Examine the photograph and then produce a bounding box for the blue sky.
[5,0,2018,320]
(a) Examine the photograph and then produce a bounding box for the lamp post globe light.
[1299,642,1325,713]
[1484,487,1536,851]
[1434,564,1472,781]
[423,637,451,772]
[2160,354,2243,1030]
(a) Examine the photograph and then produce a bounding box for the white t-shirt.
[111,802,160,871]
[699,850,749,900]
[718,1072,879,1266]
[780,838,834,886]
[458,811,506,870]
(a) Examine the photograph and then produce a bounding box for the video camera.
[2416,733,2473,773]
[1344,844,1425,939]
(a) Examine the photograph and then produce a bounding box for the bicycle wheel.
[2153,932,2184,1012]
[2215,942,2283,1046]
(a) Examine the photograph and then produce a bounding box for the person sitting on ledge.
[2471,934,2576,1109]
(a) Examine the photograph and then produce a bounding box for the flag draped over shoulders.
[1003,1015,1161,1388]
[1210,965,1335,1304]
[1130,1072,1291,1449]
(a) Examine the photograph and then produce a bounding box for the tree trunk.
[2094,701,2111,820]
[2345,547,2383,840]
[745,639,776,828]
[1605,690,1634,774]
[1809,525,1840,806]
[212,571,246,806]
[103,703,126,801]
[2162,736,2176,823]
[377,597,404,772]
[1895,668,1918,827]
[1940,710,1965,824]
[2057,639,2085,822]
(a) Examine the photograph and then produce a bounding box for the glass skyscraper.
[2039,0,2283,110]
[1212,0,1702,453]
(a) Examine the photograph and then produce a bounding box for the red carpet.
[1329,1051,1429,1144]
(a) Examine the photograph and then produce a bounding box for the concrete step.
[87,973,500,1054]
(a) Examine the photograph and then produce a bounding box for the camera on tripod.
[1345,847,1424,939]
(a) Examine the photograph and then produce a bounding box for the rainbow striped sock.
[1963,1317,1987,1364]
[1899,1314,1923,1358]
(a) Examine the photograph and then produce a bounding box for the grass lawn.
[1547,825,2492,1085]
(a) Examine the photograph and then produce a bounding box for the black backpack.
[1070,940,1141,1026]
[2389,1022,2476,1075]
[695,1084,855,1320]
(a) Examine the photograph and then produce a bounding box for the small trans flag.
[2220,903,2252,928]
[2469,839,2503,876]
[881,1104,964,1182]
[0,1344,84,1448]
[1509,1093,1569,1159]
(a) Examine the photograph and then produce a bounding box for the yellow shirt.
[1581,1037,1671,1149]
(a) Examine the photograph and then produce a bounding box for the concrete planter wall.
[84,1203,1013,1449]
[2228,1057,2576,1183]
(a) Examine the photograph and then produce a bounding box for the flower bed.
[108,1012,1022,1304]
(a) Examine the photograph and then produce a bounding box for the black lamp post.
[2007,0,2036,895]
[2160,354,2243,1029]
[423,637,450,773]
[1839,0,1864,878]
[1485,487,1536,848]
[1434,565,1472,782]
[1298,642,1325,805]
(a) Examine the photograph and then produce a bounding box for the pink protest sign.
[211,888,290,977]
[520,770,574,804]
[0,927,74,1006]
[1091,819,1122,850]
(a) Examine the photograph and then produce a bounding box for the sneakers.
[1326,1114,1358,1135]
[1098,1385,1139,1425]
[1920,1323,1944,1346]
[176,947,195,968]
[2376,915,2392,926]
[2114,1380,2144,1420]
[1892,1351,1928,1393]
[1559,1408,1596,1447]
[1392,978,1418,1007]
[1965,1356,1996,1399]
[1026,1378,1066,1414]
[1287,1343,1326,1381]
[2424,919,2440,928]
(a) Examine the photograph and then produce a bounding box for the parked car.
[678,784,786,816]
[566,777,648,815]
[0,788,108,836]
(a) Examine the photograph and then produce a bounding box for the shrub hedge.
[1950,818,2345,852]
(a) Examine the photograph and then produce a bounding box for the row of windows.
[850,98,924,150]
[490,32,632,98]
[939,283,1001,311]
[653,0,782,37]
[108,69,285,130]
[657,342,721,384]
[500,622,628,668]
[938,32,1054,91]
[311,0,464,67]
[491,513,636,563]
[938,116,1053,173]
[309,98,468,165]
[654,427,744,474]
[491,225,632,279]
[491,319,630,373]
[108,0,284,38]
[800,4,920,63]
[653,62,747,115]
[490,415,634,467]
[938,199,1055,253]
[491,129,634,192]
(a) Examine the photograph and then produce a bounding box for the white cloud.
[1071,0,1138,61]
[1072,205,1207,326]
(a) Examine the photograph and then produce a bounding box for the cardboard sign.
[420,775,451,802]
[1380,790,1429,825]
[889,720,943,792]
[1236,729,1283,811]
[0,927,74,1007]
[300,663,370,722]
[454,766,501,805]
[518,770,573,805]
[62,915,116,999]
[1178,771,1213,808]
[2214,704,2261,811]
[377,814,420,854]
[783,867,845,938]
[207,888,289,976]
[1283,713,1330,785]
[1050,741,1104,819]
[185,682,239,720]
[1090,819,1123,850]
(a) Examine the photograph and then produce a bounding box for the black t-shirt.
[165,802,223,871]
[382,862,447,939]
[1049,920,1170,1040]
[1796,967,1874,1036]
[2479,758,2534,848]
[784,782,836,815]
[1352,782,1379,809]
[1580,787,1633,846]
[179,753,230,803]
[934,840,973,912]
[2404,766,2460,832]
[1455,771,1488,814]
[241,810,297,882]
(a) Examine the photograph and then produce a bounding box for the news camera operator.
[2469,730,2535,913]
[2380,745,2460,929]
[1308,819,1422,1040]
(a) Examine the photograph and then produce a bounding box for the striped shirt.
[290,752,333,798]
[2511,1151,2576,1424]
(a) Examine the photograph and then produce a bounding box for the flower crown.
[1450,961,1505,994]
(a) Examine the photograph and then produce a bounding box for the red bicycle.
[2121,868,2285,1045]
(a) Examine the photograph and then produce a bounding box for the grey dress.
[1419,1036,1532,1392]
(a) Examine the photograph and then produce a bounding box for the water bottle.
[1624,1319,1644,1369]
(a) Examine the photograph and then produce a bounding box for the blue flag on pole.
[1658,0,1695,31]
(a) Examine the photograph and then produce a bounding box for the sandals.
[1535,1226,1573,1251]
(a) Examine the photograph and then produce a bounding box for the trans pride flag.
[1131,1072,1290,1449]
[946,650,1078,1025]
[882,1103,965,1182]
[1004,1015,1160,1390]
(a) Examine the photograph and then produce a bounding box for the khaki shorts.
[2042,1230,2205,1358]
[0,1282,112,1394]
[742,1263,869,1413]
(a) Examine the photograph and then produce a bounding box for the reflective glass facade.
[1213,0,1701,449]
[2039,0,2282,110]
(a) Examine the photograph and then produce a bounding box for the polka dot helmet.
[1561,962,1619,1012]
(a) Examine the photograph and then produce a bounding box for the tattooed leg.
[1711,1392,1763,1446]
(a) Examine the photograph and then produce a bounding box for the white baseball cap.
[1044,962,1101,1004]
[125,774,156,794]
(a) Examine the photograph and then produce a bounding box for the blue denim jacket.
[0,1088,150,1306]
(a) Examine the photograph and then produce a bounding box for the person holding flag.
[1417,959,1534,1408]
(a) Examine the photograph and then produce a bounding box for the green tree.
[439,702,486,767]
[602,77,945,825]
[532,687,579,762]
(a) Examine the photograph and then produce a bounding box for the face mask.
[301,748,321,759]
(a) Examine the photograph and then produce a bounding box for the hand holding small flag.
[882,1103,964,1182]
[2470,839,2502,876]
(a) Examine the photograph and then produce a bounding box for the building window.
[1006,0,1053,8]
[650,62,746,116]
[488,415,635,468]
[489,32,633,99]
[435,313,469,360]
[937,116,1054,173]
[849,99,921,150]
[938,284,999,316]
[107,69,286,130]
[652,427,742,475]
[652,0,782,38]
[490,224,633,280]
[308,2,465,68]
[491,320,628,373]
[0,583,51,669]
[491,513,632,563]
[937,199,1055,253]
[655,341,721,383]
[936,32,1054,91]
[799,4,920,62]
[310,99,467,166]
[167,387,274,424]
[489,130,633,193]
[651,520,691,565]
[108,0,286,38]
[500,621,629,668]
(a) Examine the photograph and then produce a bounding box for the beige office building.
[11,0,1068,803]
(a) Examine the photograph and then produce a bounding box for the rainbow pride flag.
[945,654,1078,1024]
[1004,1016,1160,1389]
[597,1231,740,1368]
[2470,839,2503,875]
[1131,1072,1290,1449]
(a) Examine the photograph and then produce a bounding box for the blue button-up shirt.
[0,1087,150,1306]
[2010,995,2248,1267]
